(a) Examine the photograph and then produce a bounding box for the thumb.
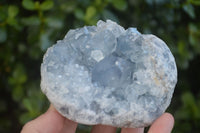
[21,104,65,133]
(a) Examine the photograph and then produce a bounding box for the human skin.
[21,105,174,133]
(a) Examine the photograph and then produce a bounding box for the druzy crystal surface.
[41,20,177,128]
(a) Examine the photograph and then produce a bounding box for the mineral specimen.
[41,20,177,128]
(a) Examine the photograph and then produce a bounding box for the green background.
[0,0,200,132]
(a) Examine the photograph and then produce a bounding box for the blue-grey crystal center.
[91,52,136,88]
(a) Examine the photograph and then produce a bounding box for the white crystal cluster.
[41,20,177,128]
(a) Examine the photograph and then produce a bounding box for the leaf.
[60,1,77,13]
[111,0,127,11]
[182,92,200,118]
[182,92,195,107]
[22,0,35,10]
[19,112,33,124]
[6,17,17,26]
[8,5,19,18]
[28,46,41,59]
[178,41,187,56]
[13,66,27,84]
[23,98,34,113]
[0,7,7,22]
[40,33,52,51]
[105,0,113,2]
[102,9,119,22]
[190,0,200,5]
[34,1,40,10]
[189,23,197,45]
[40,0,54,11]
[12,86,24,102]
[18,44,26,53]
[0,27,7,43]
[74,8,84,20]
[84,6,96,22]
[21,16,40,26]
[188,23,200,54]
[46,17,63,28]
[8,64,27,86]
[183,4,195,19]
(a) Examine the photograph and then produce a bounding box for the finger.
[21,104,65,133]
[148,113,174,133]
[59,118,78,133]
[121,127,144,133]
[91,125,117,133]
[21,105,66,133]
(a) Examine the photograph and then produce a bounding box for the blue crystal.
[92,52,136,88]
[41,20,177,128]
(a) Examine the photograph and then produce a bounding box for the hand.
[21,105,174,133]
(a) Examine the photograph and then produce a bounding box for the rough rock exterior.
[41,20,177,128]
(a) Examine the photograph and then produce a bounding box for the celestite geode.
[41,20,177,128]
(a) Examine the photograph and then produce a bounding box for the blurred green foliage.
[0,0,200,132]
